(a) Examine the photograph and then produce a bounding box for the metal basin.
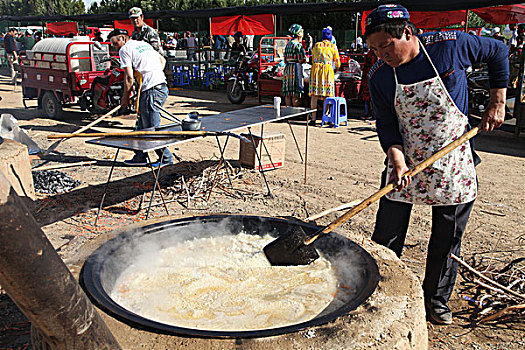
[80,215,379,338]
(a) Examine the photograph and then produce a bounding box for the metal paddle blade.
[43,139,62,155]
[263,226,320,266]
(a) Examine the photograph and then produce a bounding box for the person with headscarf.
[282,24,307,107]
[308,27,340,125]
[325,26,337,47]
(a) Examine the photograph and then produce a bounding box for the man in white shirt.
[108,29,173,167]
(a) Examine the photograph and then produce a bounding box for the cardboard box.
[239,133,285,171]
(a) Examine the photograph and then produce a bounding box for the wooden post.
[0,174,121,349]
[464,9,470,32]
[515,52,525,137]
[354,12,360,51]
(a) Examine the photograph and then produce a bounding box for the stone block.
[0,139,35,200]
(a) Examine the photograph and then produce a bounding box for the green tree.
[0,0,85,16]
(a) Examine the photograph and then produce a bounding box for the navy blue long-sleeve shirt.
[368,31,509,153]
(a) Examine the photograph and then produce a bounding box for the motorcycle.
[80,55,130,113]
[226,51,259,104]
[467,67,514,119]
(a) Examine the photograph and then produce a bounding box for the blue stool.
[173,67,190,87]
[202,71,216,89]
[192,65,201,80]
[322,97,348,127]
[179,71,190,86]
[172,66,181,86]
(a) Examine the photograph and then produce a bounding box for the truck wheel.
[42,92,63,119]
[227,81,246,104]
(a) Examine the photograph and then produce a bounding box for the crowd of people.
[162,30,255,61]
[1,28,41,85]
[277,20,523,122]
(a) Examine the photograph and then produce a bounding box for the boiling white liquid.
[110,233,345,331]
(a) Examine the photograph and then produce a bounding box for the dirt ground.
[0,72,524,349]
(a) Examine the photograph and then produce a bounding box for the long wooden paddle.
[44,104,121,154]
[264,126,481,266]
[47,130,221,139]
[47,130,251,143]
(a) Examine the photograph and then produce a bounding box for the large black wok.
[80,215,379,338]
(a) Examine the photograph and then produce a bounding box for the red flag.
[473,5,525,25]
[46,22,78,36]
[211,14,274,36]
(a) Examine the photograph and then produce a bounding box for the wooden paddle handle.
[306,200,361,221]
[47,130,209,139]
[304,126,481,245]
[74,105,122,136]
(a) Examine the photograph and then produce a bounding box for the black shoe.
[123,156,148,166]
[425,299,453,325]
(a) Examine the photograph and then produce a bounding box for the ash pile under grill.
[33,170,81,194]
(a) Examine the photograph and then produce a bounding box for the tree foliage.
[86,0,361,33]
[0,0,85,16]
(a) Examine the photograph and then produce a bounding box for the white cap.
[491,27,501,36]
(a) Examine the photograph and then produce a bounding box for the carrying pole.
[0,174,121,349]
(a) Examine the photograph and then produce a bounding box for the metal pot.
[181,112,201,131]
[181,118,202,131]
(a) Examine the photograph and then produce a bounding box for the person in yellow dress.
[308,27,341,125]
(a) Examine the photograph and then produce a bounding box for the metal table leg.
[256,122,278,171]
[287,120,304,163]
[146,154,170,216]
[248,127,272,196]
[305,113,309,184]
[258,126,277,171]
[215,134,233,187]
[95,148,120,226]
[145,150,169,219]
[207,134,231,201]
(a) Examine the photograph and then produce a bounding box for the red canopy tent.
[46,22,78,36]
[211,14,274,35]
[361,4,525,33]
[473,4,525,24]
[114,19,154,37]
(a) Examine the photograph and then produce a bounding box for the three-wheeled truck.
[20,37,111,119]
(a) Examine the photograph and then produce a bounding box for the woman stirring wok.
[282,24,306,107]
[365,5,508,325]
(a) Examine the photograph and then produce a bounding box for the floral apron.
[386,41,477,205]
